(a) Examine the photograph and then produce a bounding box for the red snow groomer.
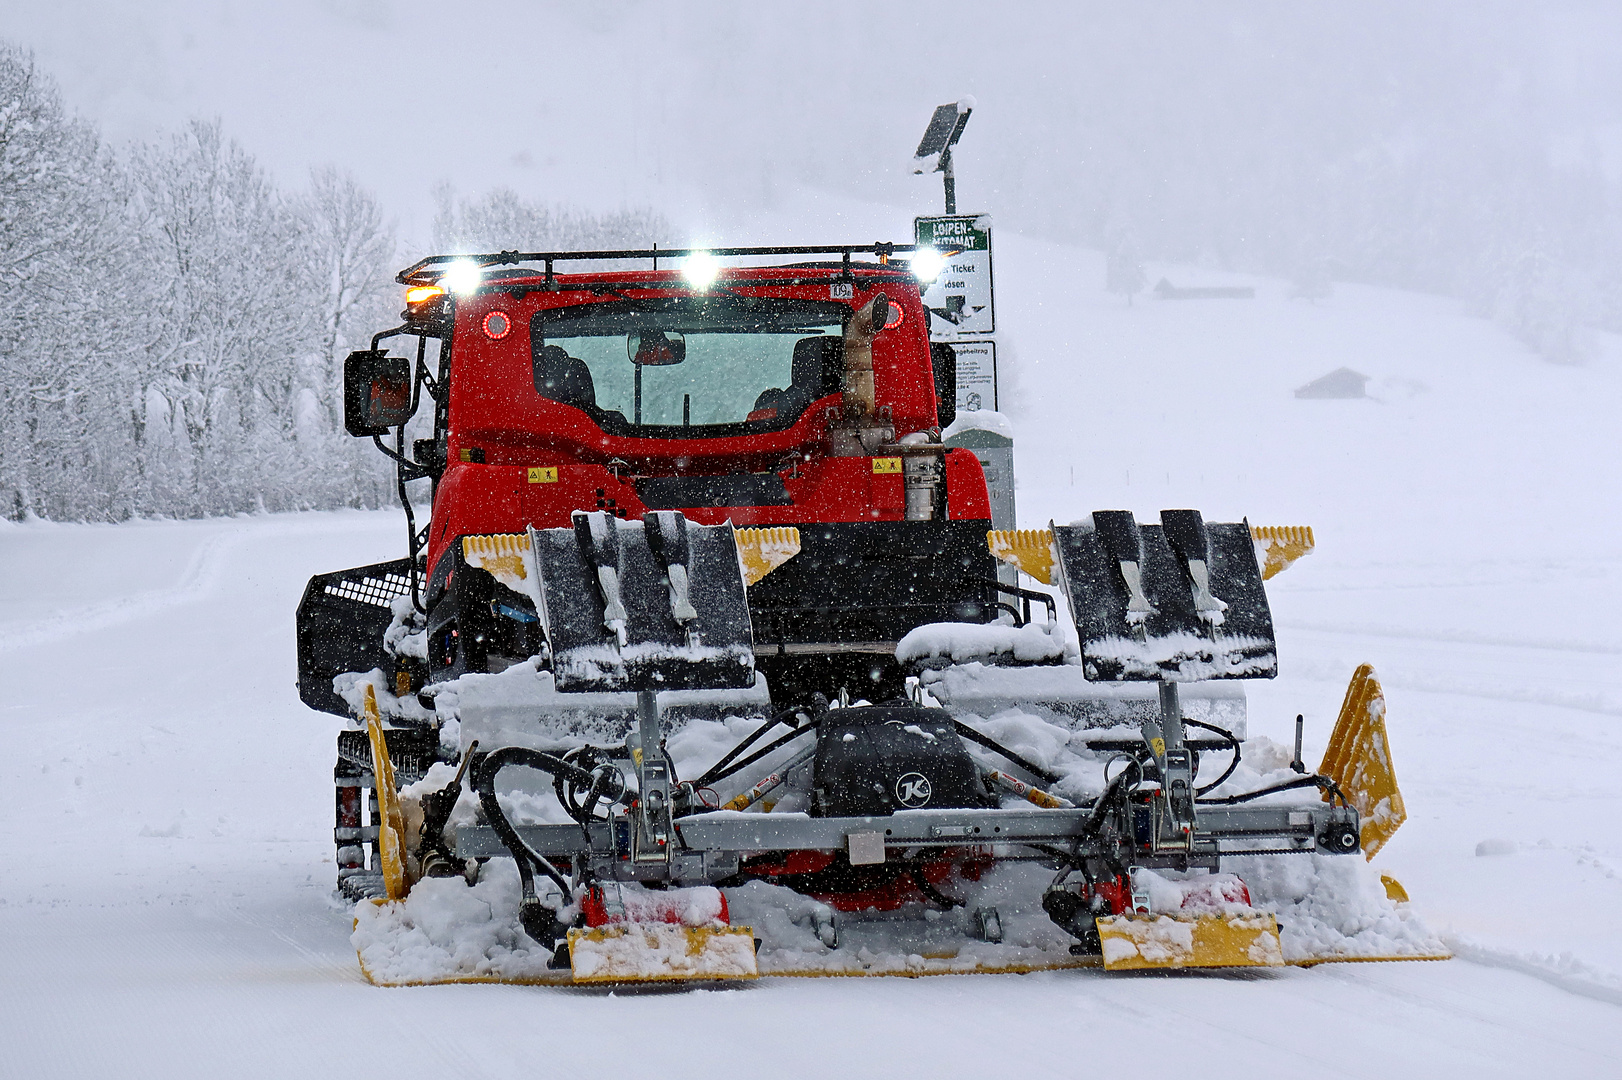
[297,244,1428,984]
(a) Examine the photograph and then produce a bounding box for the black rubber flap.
[1053,512,1277,683]
[530,512,756,692]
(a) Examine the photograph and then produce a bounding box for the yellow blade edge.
[363,685,409,901]
[1251,524,1314,580]
[1319,664,1407,859]
[1096,912,1284,970]
[735,526,801,586]
[987,528,1056,585]
[567,924,760,982]
[462,533,532,594]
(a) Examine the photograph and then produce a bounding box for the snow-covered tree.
[432,184,673,254]
[0,43,143,520]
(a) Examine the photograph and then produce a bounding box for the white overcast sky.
[10,2,1622,256]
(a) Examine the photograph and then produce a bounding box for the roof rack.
[396,243,922,286]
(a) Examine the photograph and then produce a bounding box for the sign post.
[915,215,995,343]
[915,214,997,413]
[912,101,1014,552]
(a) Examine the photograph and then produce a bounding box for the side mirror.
[629,330,687,366]
[344,350,414,437]
[930,342,957,429]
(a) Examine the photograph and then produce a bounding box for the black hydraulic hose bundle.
[1197,772,1348,807]
[1047,756,1143,885]
[1171,717,1351,807]
[691,706,805,790]
[1183,718,1242,796]
[473,747,609,906]
[693,716,818,792]
[952,719,1063,787]
[553,745,629,835]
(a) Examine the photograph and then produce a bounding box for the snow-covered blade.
[1097,912,1284,970]
[350,850,1447,985]
[567,925,759,983]
[1320,664,1406,858]
[362,685,409,901]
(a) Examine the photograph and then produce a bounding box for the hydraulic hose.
[692,707,801,789]
[1184,718,1242,796]
[473,746,614,904]
[1048,757,1143,888]
[698,721,818,790]
[952,719,1062,787]
[1080,755,1140,840]
[1196,772,1347,807]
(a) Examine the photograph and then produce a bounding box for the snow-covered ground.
[4,230,1621,1076]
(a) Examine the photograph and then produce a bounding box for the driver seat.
[534,345,597,411]
[751,336,842,421]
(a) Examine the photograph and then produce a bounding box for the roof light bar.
[442,260,483,296]
[683,251,720,290]
[396,244,923,286]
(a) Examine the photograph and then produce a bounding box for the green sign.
[915,214,994,338]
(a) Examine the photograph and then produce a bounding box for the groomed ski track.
[3,229,1620,1077]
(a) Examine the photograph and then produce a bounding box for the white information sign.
[951,339,997,413]
[915,214,995,339]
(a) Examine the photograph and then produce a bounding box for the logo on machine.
[895,772,933,808]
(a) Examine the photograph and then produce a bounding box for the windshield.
[530,297,847,437]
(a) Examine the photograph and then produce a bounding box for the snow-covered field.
[4,231,1621,1077]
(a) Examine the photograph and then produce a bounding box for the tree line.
[0,43,670,522]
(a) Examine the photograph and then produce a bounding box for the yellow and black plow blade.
[1095,912,1284,971]
[1320,663,1406,859]
[566,924,760,983]
[361,685,409,902]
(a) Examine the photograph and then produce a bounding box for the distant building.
[1294,367,1370,399]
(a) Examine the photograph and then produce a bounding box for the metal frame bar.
[453,801,1347,861]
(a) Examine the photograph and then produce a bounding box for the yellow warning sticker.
[872,457,902,474]
[528,466,558,484]
[1150,737,1166,757]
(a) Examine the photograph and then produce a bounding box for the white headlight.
[443,260,483,296]
[910,246,946,284]
[684,251,719,290]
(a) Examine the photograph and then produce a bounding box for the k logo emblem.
[895,771,933,808]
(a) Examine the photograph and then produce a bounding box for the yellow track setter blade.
[461,533,532,594]
[1096,912,1284,970]
[987,527,1056,584]
[734,526,801,586]
[1250,525,1314,580]
[1320,664,1406,859]
[362,685,410,901]
[567,925,760,983]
